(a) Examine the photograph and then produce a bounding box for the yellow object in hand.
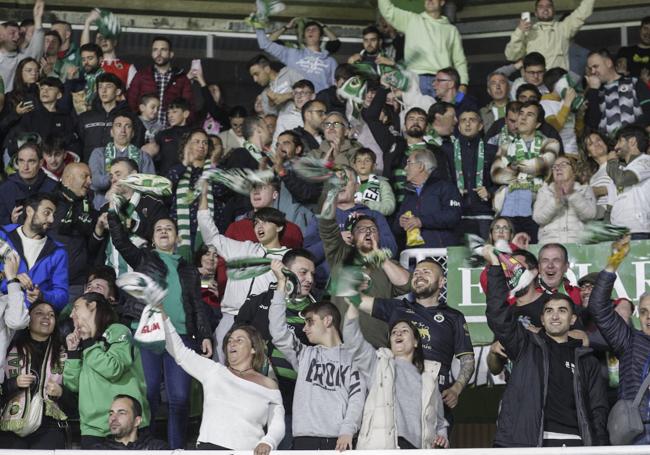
[404,210,425,247]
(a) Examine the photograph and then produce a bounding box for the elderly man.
[311,111,362,166]
[480,71,510,131]
[393,147,462,248]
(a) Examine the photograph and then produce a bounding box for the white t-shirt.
[16,227,47,269]
[611,154,650,233]
[589,163,617,208]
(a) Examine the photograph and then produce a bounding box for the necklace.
[229,365,254,376]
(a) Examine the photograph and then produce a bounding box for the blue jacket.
[394,172,462,248]
[0,224,69,310]
[0,171,58,226]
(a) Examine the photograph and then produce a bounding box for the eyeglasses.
[552,162,572,170]
[323,121,346,130]
[435,78,453,84]
[293,90,313,97]
[492,225,511,232]
[353,226,378,234]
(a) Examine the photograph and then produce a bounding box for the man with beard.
[351,258,475,424]
[66,43,104,112]
[0,193,69,310]
[293,99,325,151]
[127,36,194,127]
[505,0,594,71]
[383,106,452,204]
[347,25,393,75]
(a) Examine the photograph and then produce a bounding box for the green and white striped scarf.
[105,192,147,276]
[453,137,484,192]
[176,161,213,261]
[84,68,104,107]
[104,142,141,172]
[244,141,264,163]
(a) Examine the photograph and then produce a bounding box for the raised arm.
[163,317,214,382]
[377,0,415,33]
[342,304,377,382]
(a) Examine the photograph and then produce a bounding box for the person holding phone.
[0,58,39,137]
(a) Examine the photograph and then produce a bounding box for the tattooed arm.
[441,353,475,409]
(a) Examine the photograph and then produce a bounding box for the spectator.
[89,112,155,210]
[585,49,650,136]
[64,292,150,448]
[537,243,581,305]
[293,99,325,151]
[217,106,247,157]
[0,301,67,449]
[269,263,365,451]
[351,147,395,216]
[18,19,34,51]
[394,147,462,248]
[378,0,469,97]
[533,155,597,244]
[0,1,44,93]
[91,395,168,450]
[66,43,104,112]
[608,125,650,240]
[508,52,548,101]
[310,112,362,167]
[486,101,522,149]
[484,245,608,447]
[516,82,542,102]
[505,0,594,71]
[137,93,163,145]
[0,57,40,140]
[316,63,353,115]
[127,36,194,127]
[108,213,213,449]
[0,251,30,379]
[248,54,302,116]
[434,67,478,115]
[254,20,336,93]
[347,25,393,74]
[163,313,285,451]
[541,67,580,155]
[343,303,449,449]
[480,71,510,132]
[377,14,405,63]
[615,16,650,81]
[0,142,58,226]
[273,79,315,144]
[40,30,62,79]
[451,110,498,239]
[222,115,272,170]
[581,131,614,220]
[194,244,221,325]
[51,20,81,75]
[150,98,192,175]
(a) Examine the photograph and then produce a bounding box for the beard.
[413,281,438,299]
[29,219,49,236]
[405,126,424,138]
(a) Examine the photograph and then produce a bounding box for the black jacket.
[486,266,609,447]
[154,124,192,176]
[0,171,59,225]
[107,212,212,341]
[91,434,169,450]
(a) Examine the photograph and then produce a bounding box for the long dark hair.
[13,57,40,94]
[11,302,63,370]
[81,292,118,338]
[388,319,425,374]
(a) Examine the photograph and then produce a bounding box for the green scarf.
[176,161,213,261]
[243,141,264,163]
[84,68,104,107]
[356,174,381,205]
[498,124,515,149]
[104,142,141,172]
[105,192,147,276]
[509,131,543,164]
[453,137,484,192]
[60,186,91,230]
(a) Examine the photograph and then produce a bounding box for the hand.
[286,17,298,28]
[615,57,629,76]
[347,53,362,64]
[66,66,80,80]
[560,179,575,196]
[3,251,20,280]
[15,100,34,115]
[568,329,589,347]
[585,74,601,90]
[340,230,353,245]
[489,340,507,358]
[86,8,101,24]
[513,59,524,70]
[526,325,541,334]
[605,234,631,272]
[458,84,468,94]
[16,273,33,290]
[270,259,287,290]
[335,434,353,451]
[432,435,450,448]
[607,150,619,162]
[253,442,272,455]
[40,57,53,75]
[45,380,63,398]
[375,55,395,67]
[207,280,219,298]
[10,205,23,224]
[563,87,577,106]
[16,373,36,388]
[33,0,44,26]
[441,383,461,408]
[401,216,422,232]
[201,338,213,358]
[517,18,532,32]
[95,212,109,236]
[66,329,81,351]
[474,186,489,201]
[26,285,41,304]
[511,232,530,250]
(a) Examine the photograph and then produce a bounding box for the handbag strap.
[632,369,650,408]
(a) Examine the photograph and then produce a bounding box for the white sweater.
[164,319,285,449]
[0,283,30,383]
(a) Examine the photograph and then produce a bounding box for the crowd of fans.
[0,0,649,450]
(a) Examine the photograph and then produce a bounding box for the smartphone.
[22,100,34,108]
[191,59,202,73]
[521,12,531,22]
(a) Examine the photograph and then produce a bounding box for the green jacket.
[63,323,150,437]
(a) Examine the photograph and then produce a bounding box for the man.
[77,72,145,162]
[51,163,97,303]
[480,71,510,132]
[269,263,365,451]
[378,0,468,97]
[92,395,168,450]
[81,9,137,88]
[434,67,478,115]
[451,110,497,239]
[254,20,336,93]
[316,64,354,115]
[352,258,475,422]
[41,30,62,78]
[484,245,608,447]
[505,0,594,71]
[537,243,581,305]
[347,25,391,74]
[394,147,462,248]
[222,115,272,170]
[127,36,194,126]
[66,43,104,112]
[293,99,325,151]
[0,0,44,93]
[273,79,315,144]
[0,142,58,225]
[42,136,80,181]
[311,111,361,167]
[248,54,302,116]
[486,101,522,149]
[616,17,650,82]
[589,237,650,444]
[51,19,81,75]
[491,101,559,242]
[585,49,650,136]
[236,249,316,449]
[509,52,548,101]
[89,112,155,209]
[608,125,650,239]
[377,14,405,63]
[0,193,69,310]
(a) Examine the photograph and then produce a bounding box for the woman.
[108,213,213,449]
[195,244,222,328]
[63,292,149,449]
[167,128,228,259]
[0,301,66,449]
[533,155,597,245]
[582,131,616,220]
[0,58,40,139]
[479,216,528,295]
[163,315,284,453]
[217,106,247,158]
[343,303,448,449]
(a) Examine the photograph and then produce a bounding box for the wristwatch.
[7,278,20,285]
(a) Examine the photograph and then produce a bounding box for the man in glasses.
[434,67,478,116]
[273,79,315,144]
[311,111,362,167]
[509,52,549,101]
[293,99,326,151]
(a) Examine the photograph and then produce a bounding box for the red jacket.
[127,66,194,115]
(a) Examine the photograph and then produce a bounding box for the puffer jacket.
[532,182,597,245]
[107,212,212,342]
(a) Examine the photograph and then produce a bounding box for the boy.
[152,98,192,175]
[351,148,395,216]
[138,93,164,144]
[42,135,80,181]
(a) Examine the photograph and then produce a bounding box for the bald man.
[52,162,101,302]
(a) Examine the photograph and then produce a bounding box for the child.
[352,148,395,216]
[42,135,80,181]
[138,93,164,143]
[153,98,192,175]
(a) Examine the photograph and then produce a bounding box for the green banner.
[445,240,650,345]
